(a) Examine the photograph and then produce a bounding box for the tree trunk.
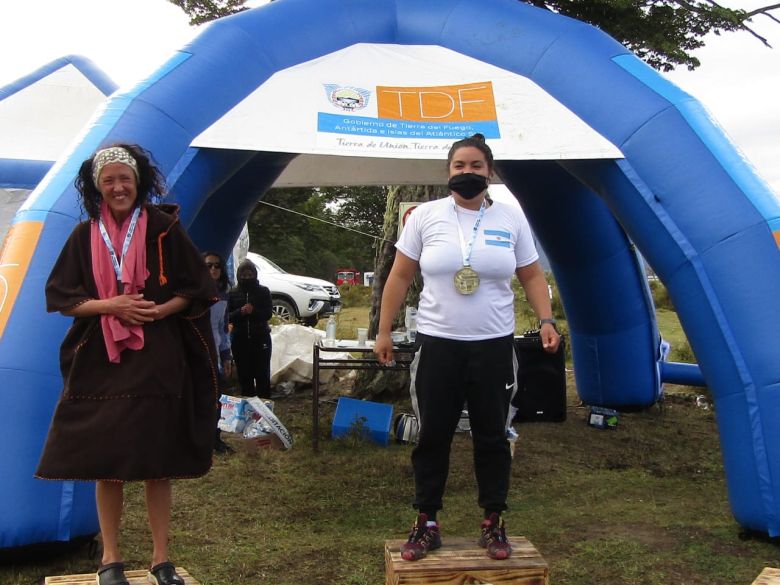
[354,184,447,401]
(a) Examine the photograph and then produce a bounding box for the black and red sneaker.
[478,513,512,560]
[400,513,442,561]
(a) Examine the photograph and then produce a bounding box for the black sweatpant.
[409,333,516,515]
[232,330,272,399]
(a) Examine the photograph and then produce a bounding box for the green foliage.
[655,308,690,355]
[247,188,319,275]
[320,186,389,237]
[512,279,538,332]
[512,274,574,364]
[649,279,675,311]
[549,274,565,317]
[167,0,248,25]
[338,284,372,309]
[170,0,771,73]
[526,0,751,71]
[247,187,386,282]
[512,272,564,332]
[320,186,388,275]
[314,306,372,339]
[670,337,696,363]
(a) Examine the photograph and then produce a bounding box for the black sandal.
[96,562,129,585]
[148,561,185,585]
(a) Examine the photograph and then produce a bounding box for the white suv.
[245,252,341,325]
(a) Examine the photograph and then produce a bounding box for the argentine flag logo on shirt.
[484,229,511,248]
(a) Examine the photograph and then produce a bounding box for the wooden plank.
[753,567,780,585]
[45,567,197,585]
[386,536,549,585]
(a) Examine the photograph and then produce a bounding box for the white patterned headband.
[92,147,139,188]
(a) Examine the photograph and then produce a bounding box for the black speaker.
[512,332,566,422]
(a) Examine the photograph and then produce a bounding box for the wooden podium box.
[753,567,780,585]
[45,567,198,585]
[385,536,549,585]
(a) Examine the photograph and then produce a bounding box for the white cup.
[356,327,368,346]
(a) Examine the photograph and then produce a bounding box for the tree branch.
[697,0,777,48]
[746,4,780,18]
[740,25,772,47]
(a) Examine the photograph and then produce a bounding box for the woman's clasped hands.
[109,293,159,325]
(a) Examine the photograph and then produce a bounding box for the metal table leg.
[313,343,320,452]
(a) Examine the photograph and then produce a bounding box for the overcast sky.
[0,0,777,194]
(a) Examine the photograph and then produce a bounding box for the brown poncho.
[36,204,219,482]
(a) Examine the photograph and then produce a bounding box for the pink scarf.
[90,201,150,363]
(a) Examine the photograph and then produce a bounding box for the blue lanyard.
[452,197,486,267]
[98,206,141,282]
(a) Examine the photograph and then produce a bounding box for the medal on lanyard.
[98,206,141,288]
[453,197,486,295]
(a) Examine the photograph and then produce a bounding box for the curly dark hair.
[74,143,166,220]
[446,133,494,172]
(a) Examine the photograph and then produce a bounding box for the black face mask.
[448,173,488,200]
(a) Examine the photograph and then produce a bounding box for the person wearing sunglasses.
[203,252,234,455]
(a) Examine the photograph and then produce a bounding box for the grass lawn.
[6,389,779,585]
[3,303,778,584]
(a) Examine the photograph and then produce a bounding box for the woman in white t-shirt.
[375,133,560,562]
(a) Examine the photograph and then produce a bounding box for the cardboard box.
[217,395,273,434]
[225,431,285,453]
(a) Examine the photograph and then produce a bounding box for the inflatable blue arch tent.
[1,0,779,550]
[0,56,117,191]
[0,56,117,251]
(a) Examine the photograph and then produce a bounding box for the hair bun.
[471,133,486,142]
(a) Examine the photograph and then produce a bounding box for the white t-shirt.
[396,196,539,341]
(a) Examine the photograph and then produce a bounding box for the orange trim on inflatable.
[0,221,44,339]
[774,230,780,249]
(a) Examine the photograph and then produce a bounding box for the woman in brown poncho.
[36,144,219,585]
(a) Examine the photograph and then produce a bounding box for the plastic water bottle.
[325,315,337,346]
[405,306,417,342]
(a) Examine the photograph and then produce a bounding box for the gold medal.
[454,266,480,295]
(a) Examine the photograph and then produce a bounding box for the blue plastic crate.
[332,397,393,445]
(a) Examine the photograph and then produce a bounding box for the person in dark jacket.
[228,259,273,398]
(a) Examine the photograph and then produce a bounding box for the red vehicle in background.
[336,268,361,286]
